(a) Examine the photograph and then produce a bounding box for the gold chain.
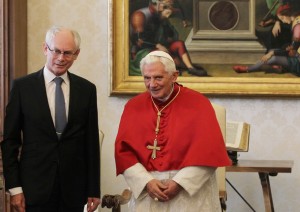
[151,86,181,135]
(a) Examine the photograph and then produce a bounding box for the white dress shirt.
[44,66,70,123]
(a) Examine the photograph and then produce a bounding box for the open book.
[226,121,250,152]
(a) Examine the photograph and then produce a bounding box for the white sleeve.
[9,187,23,196]
[123,163,154,199]
[172,166,216,196]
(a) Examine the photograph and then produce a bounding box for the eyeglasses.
[46,44,78,59]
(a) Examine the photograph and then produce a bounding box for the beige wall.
[28,0,300,211]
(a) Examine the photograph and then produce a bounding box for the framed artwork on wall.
[110,0,300,96]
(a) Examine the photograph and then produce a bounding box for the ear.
[73,49,80,60]
[172,71,179,82]
[43,43,48,56]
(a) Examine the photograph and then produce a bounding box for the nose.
[149,78,157,88]
[57,53,65,60]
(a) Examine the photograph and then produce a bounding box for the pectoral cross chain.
[155,111,161,134]
[147,86,181,160]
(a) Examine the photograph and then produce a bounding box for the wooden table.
[226,160,293,212]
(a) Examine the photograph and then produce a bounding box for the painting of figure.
[128,0,300,79]
[129,0,207,77]
[234,2,300,76]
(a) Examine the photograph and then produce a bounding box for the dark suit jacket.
[1,69,100,207]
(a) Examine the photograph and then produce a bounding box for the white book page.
[226,121,242,148]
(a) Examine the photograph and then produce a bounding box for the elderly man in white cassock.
[114,50,231,212]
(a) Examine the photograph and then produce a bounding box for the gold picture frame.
[110,0,300,96]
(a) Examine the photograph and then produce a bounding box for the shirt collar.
[43,66,69,85]
[157,83,174,102]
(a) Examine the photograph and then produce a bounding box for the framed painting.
[110,0,300,96]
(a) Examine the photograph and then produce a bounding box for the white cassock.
[123,163,221,212]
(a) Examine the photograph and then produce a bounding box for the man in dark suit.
[1,26,100,212]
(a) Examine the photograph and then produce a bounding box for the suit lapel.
[35,69,57,134]
[66,72,80,129]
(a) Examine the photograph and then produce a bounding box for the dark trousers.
[26,172,85,212]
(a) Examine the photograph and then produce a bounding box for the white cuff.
[172,166,216,196]
[9,187,23,196]
[123,163,154,199]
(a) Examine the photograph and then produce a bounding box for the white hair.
[140,51,176,75]
[45,26,81,49]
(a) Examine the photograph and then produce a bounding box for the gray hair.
[140,51,176,75]
[45,26,81,49]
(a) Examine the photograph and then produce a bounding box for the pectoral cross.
[147,138,161,159]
